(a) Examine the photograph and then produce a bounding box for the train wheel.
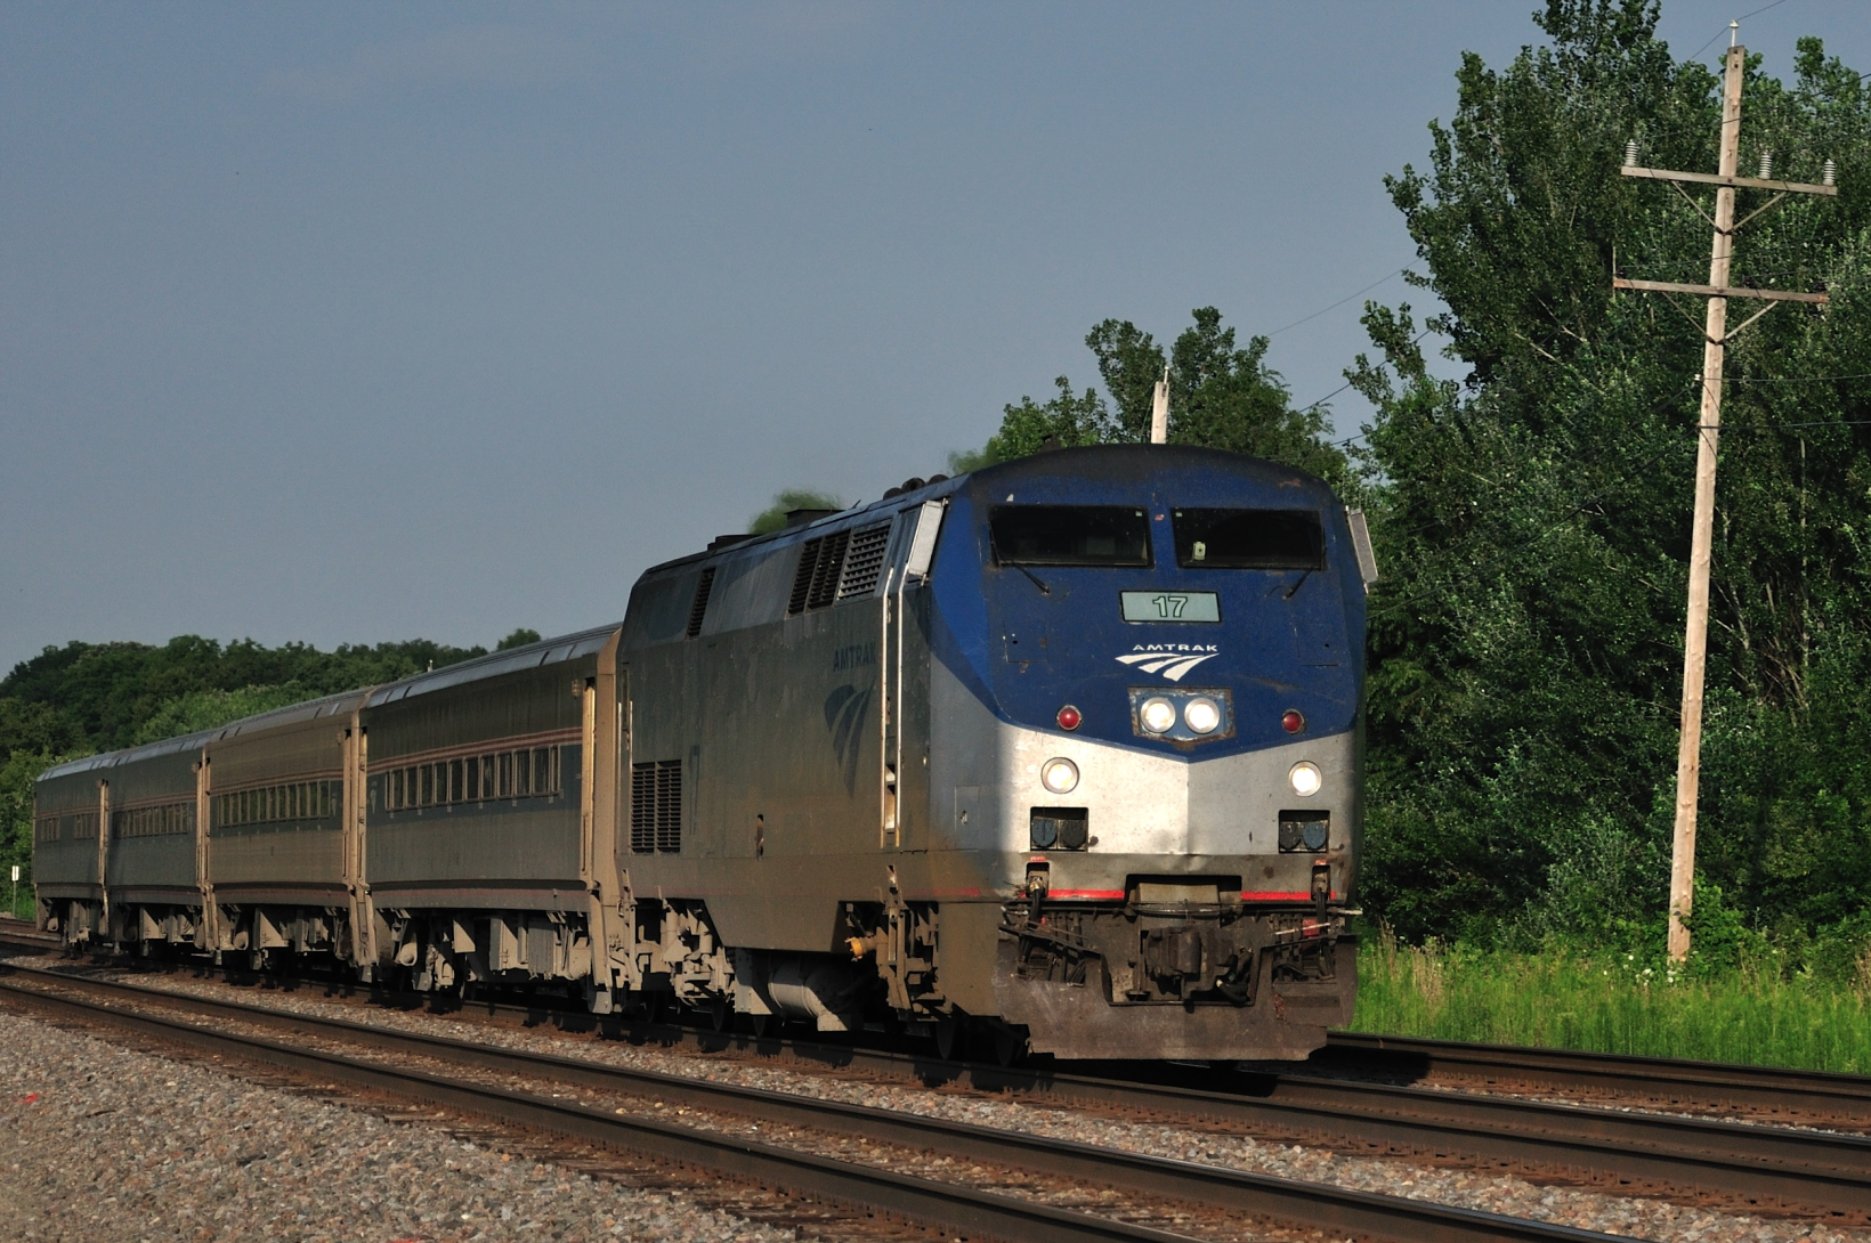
[985,1020,1028,1067]
[933,1014,963,1061]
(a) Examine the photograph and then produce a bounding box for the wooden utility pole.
[1615,28,1835,962]
[1150,365,1170,444]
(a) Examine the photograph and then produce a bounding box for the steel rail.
[1039,1064,1871,1222]
[0,926,62,952]
[13,949,1869,1223]
[529,1007,1871,1223]
[543,1004,1871,1221]
[1323,1031,1871,1121]
[14,929,1859,1124]
[0,968,1618,1243]
[215,978,1871,1221]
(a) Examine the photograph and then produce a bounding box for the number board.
[1119,590,1221,623]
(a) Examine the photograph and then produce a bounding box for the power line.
[1365,364,1869,504]
[1366,426,1693,614]
[1345,361,1871,544]
[1266,269,1406,339]
[1687,1,1793,64]
[1295,328,1435,417]
[1356,372,1871,619]
[1298,379,1356,417]
[1724,371,1871,384]
[1687,25,1730,62]
[1711,418,1871,430]
[1738,0,1793,20]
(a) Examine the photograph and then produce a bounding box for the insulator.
[1623,139,1639,168]
[1823,158,1837,188]
[1757,149,1773,180]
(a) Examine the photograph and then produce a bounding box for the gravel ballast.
[0,1008,799,1242]
[5,958,1870,1242]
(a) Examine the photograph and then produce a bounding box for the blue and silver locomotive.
[37,445,1368,1061]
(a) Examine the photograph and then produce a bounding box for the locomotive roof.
[964,443,1334,496]
[636,444,1334,583]
[636,475,963,580]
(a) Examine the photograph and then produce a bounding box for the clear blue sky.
[4,2,1864,674]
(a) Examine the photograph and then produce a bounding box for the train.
[34,445,1373,1061]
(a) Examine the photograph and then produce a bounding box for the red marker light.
[1281,709,1305,734]
[1057,705,1082,731]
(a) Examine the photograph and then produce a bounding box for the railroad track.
[432,993,1871,1226]
[0,922,62,953]
[1319,1030,1871,1128]
[10,939,1870,1231]
[0,962,1629,1243]
[9,923,1861,1130]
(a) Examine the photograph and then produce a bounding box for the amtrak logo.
[1116,644,1219,683]
[823,683,873,794]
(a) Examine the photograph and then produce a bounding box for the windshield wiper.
[1008,560,1051,595]
[1283,567,1314,599]
[988,527,1051,595]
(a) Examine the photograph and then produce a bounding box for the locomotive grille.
[808,529,848,608]
[790,529,852,614]
[630,760,682,853]
[837,518,893,599]
[788,540,819,613]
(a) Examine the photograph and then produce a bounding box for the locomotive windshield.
[990,506,1151,567]
[1173,508,1324,569]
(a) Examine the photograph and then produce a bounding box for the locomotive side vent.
[686,566,716,638]
[790,529,854,614]
[837,518,893,599]
[788,540,821,614]
[630,760,683,853]
[807,528,849,609]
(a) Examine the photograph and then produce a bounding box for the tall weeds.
[1349,935,1871,1074]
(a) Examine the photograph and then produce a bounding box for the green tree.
[1352,0,1871,944]
[0,697,75,760]
[0,748,56,914]
[2,635,492,754]
[977,375,1110,463]
[966,307,1351,487]
[128,685,313,745]
[496,628,542,651]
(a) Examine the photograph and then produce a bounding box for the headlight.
[1288,761,1323,798]
[1183,696,1222,735]
[1040,757,1079,795]
[1139,697,1177,734]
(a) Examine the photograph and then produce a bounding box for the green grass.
[1348,932,1871,1075]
